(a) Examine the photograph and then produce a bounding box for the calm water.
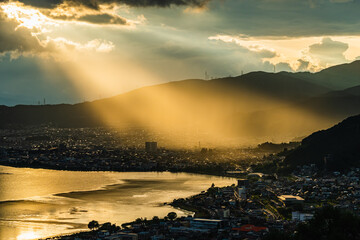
[0,166,235,240]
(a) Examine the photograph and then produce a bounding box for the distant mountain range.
[284,60,360,90]
[1,60,360,144]
[284,114,360,171]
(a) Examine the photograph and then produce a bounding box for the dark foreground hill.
[284,114,360,171]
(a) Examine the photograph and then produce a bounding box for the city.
[1,123,360,239]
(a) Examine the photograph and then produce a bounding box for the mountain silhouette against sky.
[1,60,360,145]
[284,60,360,90]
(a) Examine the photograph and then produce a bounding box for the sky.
[1,0,360,105]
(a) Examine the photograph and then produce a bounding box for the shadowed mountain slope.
[284,114,360,171]
[288,60,360,90]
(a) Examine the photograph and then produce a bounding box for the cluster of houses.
[91,167,360,240]
[0,127,270,175]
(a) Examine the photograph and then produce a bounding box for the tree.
[167,212,177,221]
[88,220,99,231]
[152,216,160,224]
[294,206,360,240]
[264,207,360,240]
[100,222,112,231]
[264,230,292,240]
[99,222,120,233]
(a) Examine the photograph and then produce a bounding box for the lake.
[0,165,235,240]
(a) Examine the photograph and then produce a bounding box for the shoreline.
[40,203,202,240]
[0,162,240,179]
[0,163,236,240]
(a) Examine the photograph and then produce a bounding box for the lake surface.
[0,166,235,240]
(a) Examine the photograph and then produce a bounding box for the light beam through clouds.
[1,0,360,106]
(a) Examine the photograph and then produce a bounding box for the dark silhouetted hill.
[284,114,360,171]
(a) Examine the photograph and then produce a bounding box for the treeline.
[265,206,360,240]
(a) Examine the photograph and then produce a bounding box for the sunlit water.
[0,165,235,240]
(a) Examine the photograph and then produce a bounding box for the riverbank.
[0,161,244,178]
[41,167,360,240]
[170,201,210,218]
[0,165,236,240]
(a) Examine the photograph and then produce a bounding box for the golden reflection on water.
[17,231,39,240]
[0,166,236,240]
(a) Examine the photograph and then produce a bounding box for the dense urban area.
[0,126,297,175]
[1,126,360,240]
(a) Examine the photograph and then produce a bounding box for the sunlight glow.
[0,2,54,30]
[17,231,40,240]
[209,35,360,72]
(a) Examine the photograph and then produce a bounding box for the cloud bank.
[3,0,212,9]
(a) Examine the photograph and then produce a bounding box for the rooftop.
[278,195,304,201]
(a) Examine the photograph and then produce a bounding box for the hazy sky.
[1,0,360,105]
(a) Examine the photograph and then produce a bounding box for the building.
[237,179,249,200]
[145,142,157,152]
[278,195,304,205]
[292,211,314,222]
[190,218,223,229]
[237,179,249,187]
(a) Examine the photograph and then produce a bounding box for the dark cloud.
[49,12,129,25]
[0,12,44,54]
[0,0,211,26]
[19,0,62,8]
[100,0,210,8]
[220,0,360,37]
[3,0,211,10]
[329,0,353,3]
[130,0,360,37]
[3,0,360,36]
[77,13,127,25]
[34,2,130,25]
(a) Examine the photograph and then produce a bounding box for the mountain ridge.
[1,61,360,144]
